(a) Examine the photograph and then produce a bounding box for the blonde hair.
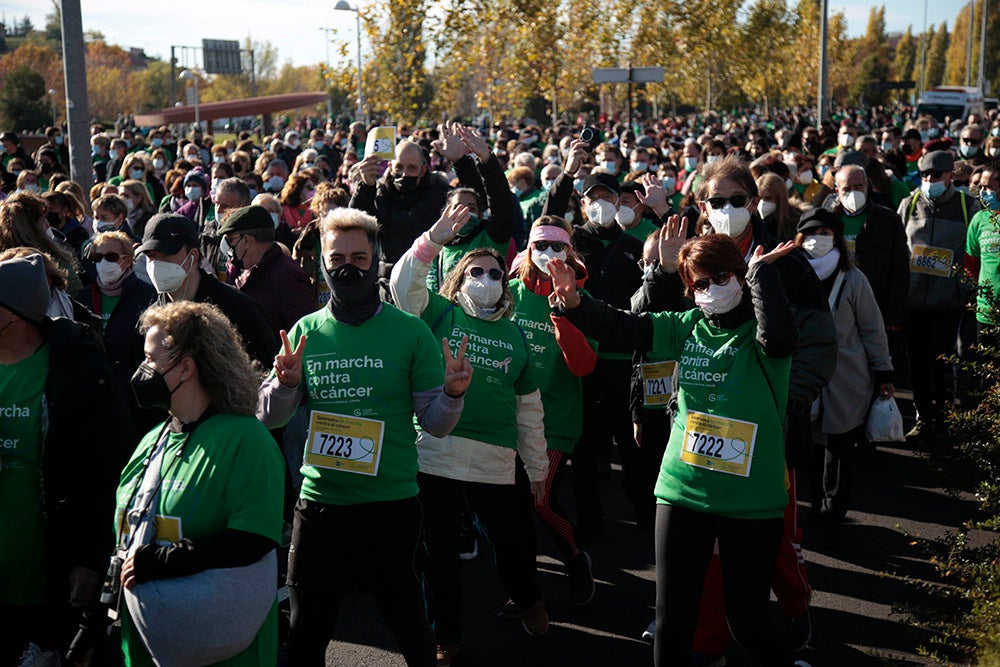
[310,182,349,219]
[120,153,149,181]
[319,207,379,247]
[140,301,261,416]
[0,192,78,270]
[120,179,154,215]
[56,180,92,215]
[90,231,135,260]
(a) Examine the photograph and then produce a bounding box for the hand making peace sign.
[275,330,307,388]
[443,335,473,397]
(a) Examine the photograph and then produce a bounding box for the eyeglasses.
[467,266,504,281]
[91,252,121,263]
[920,169,944,179]
[533,241,566,252]
[691,272,732,293]
[703,195,749,209]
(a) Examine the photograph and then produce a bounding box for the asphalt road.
[310,395,973,667]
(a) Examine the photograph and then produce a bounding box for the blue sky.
[1,0,961,71]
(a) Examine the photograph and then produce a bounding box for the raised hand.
[456,125,491,162]
[563,139,590,176]
[657,215,688,273]
[432,122,468,163]
[636,173,670,216]
[443,335,473,397]
[429,202,471,245]
[749,240,796,267]
[274,330,307,388]
[546,258,580,309]
[357,155,383,187]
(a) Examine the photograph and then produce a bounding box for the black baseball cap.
[136,213,200,256]
[582,173,621,197]
[797,207,843,234]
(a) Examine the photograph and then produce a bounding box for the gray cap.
[0,253,49,323]
[918,150,955,173]
[834,150,869,169]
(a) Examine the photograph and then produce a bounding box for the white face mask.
[129,168,144,180]
[838,134,854,148]
[615,205,636,227]
[757,200,776,219]
[266,176,285,192]
[802,235,834,258]
[708,203,752,237]
[531,248,567,276]
[125,198,135,213]
[270,212,280,228]
[841,190,866,214]
[147,252,193,294]
[694,276,743,315]
[661,176,677,194]
[630,161,649,173]
[705,154,721,165]
[153,158,165,170]
[990,148,1000,159]
[881,141,894,153]
[684,157,699,171]
[96,258,124,285]
[797,170,813,184]
[185,186,202,200]
[785,178,794,191]
[586,199,618,227]
[109,149,119,160]
[462,276,502,309]
[602,160,618,173]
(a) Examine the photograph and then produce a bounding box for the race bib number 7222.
[680,411,758,477]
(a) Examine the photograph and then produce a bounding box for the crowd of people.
[1,101,1000,667]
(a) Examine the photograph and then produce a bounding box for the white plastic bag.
[866,397,904,442]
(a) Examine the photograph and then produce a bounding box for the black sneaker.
[784,610,812,652]
[567,550,595,605]
[496,599,524,620]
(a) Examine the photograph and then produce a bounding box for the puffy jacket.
[897,185,980,310]
[228,242,316,336]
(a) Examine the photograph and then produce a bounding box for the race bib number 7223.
[304,410,385,476]
[680,411,758,477]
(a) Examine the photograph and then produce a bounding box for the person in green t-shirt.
[510,216,598,606]
[391,202,552,659]
[965,165,1000,332]
[258,207,470,667]
[548,230,799,666]
[114,301,284,667]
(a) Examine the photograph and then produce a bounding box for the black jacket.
[39,317,133,577]
[350,170,451,278]
[157,270,278,367]
[231,243,316,337]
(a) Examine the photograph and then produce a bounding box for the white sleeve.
[515,389,549,483]
[389,233,440,316]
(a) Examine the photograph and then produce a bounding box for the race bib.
[641,361,677,407]
[910,245,953,277]
[117,511,183,547]
[316,281,332,308]
[680,411,757,477]
[844,238,857,259]
[304,410,385,476]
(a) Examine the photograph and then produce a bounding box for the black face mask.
[320,259,381,326]
[130,361,183,411]
[393,175,419,196]
[46,212,63,229]
[40,162,54,174]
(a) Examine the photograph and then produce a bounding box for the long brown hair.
[440,247,514,319]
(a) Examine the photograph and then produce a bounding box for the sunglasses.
[920,169,943,179]
[533,241,566,252]
[703,195,749,209]
[467,266,504,281]
[91,252,121,263]
[961,138,981,146]
[691,272,732,293]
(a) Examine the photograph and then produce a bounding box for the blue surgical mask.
[983,190,1000,211]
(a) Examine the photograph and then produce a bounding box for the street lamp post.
[47,89,57,124]
[179,69,201,130]
[319,27,334,119]
[334,1,365,124]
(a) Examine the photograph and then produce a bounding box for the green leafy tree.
[925,22,950,88]
[0,64,51,130]
[894,26,917,85]
[44,0,61,43]
[363,0,432,121]
[737,0,794,109]
[849,53,891,106]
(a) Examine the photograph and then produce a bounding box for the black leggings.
[654,504,787,667]
[286,497,435,667]
[418,472,541,646]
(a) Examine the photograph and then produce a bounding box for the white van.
[915,86,985,123]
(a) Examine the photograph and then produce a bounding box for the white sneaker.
[17,643,61,667]
[641,618,656,642]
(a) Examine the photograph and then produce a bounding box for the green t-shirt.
[420,291,535,449]
[115,413,283,667]
[289,304,444,505]
[517,188,548,228]
[889,176,913,209]
[966,208,1000,324]
[841,212,865,259]
[101,293,121,332]
[650,310,790,520]
[622,217,660,243]
[511,280,595,453]
[427,228,510,292]
[0,344,48,606]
